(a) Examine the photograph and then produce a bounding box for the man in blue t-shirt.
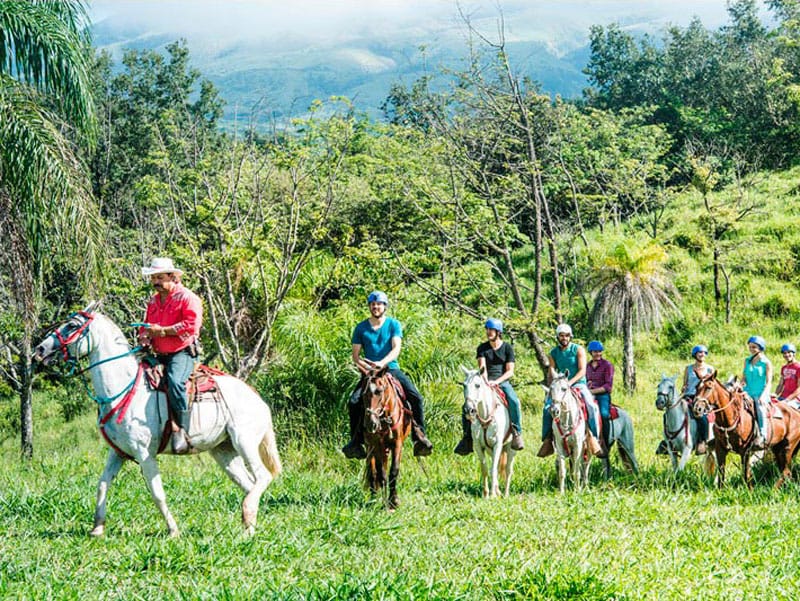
[342,290,434,459]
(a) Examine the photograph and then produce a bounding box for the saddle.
[144,361,225,406]
[489,383,509,408]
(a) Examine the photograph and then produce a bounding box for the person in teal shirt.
[342,290,433,459]
[742,335,773,448]
[537,323,604,458]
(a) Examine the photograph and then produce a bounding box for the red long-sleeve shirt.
[141,283,203,354]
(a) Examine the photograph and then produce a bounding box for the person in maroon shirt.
[138,257,203,454]
[776,343,800,402]
[586,340,614,456]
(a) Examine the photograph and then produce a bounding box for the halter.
[43,311,144,405]
[46,310,95,365]
[463,373,497,429]
[695,380,744,438]
[364,373,403,434]
[550,380,583,455]
[655,380,681,411]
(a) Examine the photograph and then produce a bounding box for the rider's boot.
[537,434,554,458]
[171,410,192,455]
[510,428,524,451]
[454,413,473,456]
[342,400,366,459]
[587,432,604,457]
[412,424,433,457]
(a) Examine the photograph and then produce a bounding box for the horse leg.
[209,441,255,492]
[387,440,403,510]
[139,456,179,537]
[716,445,727,488]
[228,431,274,535]
[557,455,566,494]
[490,444,503,497]
[503,450,515,497]
[677,444,692,472]
[90,450,125,537]
[475,446,489,498]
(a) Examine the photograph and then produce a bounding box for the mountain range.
[89,0,733,126]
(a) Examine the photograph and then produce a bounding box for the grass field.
[2,381,800,601]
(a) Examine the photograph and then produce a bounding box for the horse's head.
[692,370,720,418]
[362,368,394,435]
[461,365,491,421]
[33,302,102,366]
[655,374,678,411]
[548,372,573,420]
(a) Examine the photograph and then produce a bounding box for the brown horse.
[693,371,800,489]
[361,368,411,510]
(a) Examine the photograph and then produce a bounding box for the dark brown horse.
[361,368,411,509]
[693,371,800,489]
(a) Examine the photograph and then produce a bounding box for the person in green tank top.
[742,335,772,448]
[537,324,605,458]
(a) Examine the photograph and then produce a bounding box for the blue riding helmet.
[587,340,604,352]
[782,343,797,354]
[748,335,766,351]
[367,291,389,306]
[691,344,709,358]
[484,318,503,333]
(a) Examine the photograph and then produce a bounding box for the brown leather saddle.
[144,362,225,406]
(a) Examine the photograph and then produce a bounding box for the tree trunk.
[623,297,636,392]
[713,246,721,307]
[19,331,33,459]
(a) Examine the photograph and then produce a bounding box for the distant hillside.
[89,1,729,127]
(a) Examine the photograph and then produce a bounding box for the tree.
[588,237,680,392]
[0,0,100,458]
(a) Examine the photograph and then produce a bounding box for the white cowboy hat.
[142,257,183,277]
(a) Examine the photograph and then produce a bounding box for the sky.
[88,0,739,45]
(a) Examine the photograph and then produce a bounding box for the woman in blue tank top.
[742,335,772,447]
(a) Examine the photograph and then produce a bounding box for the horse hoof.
[388,497,400,510]
[168,528,181,538]
[89,525,105,537]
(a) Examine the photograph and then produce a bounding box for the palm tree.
[0,0,100,458]
[588,238,680,392]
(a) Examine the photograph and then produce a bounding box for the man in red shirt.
[777,343,800,403]
[139,257,203,454]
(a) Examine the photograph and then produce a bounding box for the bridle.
[550,378,583,452]
[694,379,742,433]
[43,310,95,365]
[363,372,401,434]
[655,379,681,411]
[463,373,497,429]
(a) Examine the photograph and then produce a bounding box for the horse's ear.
[564,370,570,379]
[83,300,99,313]
[460,365,470,376]
[541,384,550,393]
[479,365,486,376]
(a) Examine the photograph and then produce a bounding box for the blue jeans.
[542,383,599,439]
[158,348,196,415]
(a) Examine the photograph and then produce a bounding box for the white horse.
[547,372,591,493]
[33,303,282,537]
[461,366,516,498]
[656,374,717,476]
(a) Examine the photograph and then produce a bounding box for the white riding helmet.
[555,324,573,336]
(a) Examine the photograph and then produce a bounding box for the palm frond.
[0,0,96,141]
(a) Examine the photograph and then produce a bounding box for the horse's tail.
[259,405,283,477]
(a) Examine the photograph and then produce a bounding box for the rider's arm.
[765,360,774,398]
[493,361,514,386]
[352,343,371,375]
[569,346,587,386]
[374,336,402,369]
[547,355,557,385]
